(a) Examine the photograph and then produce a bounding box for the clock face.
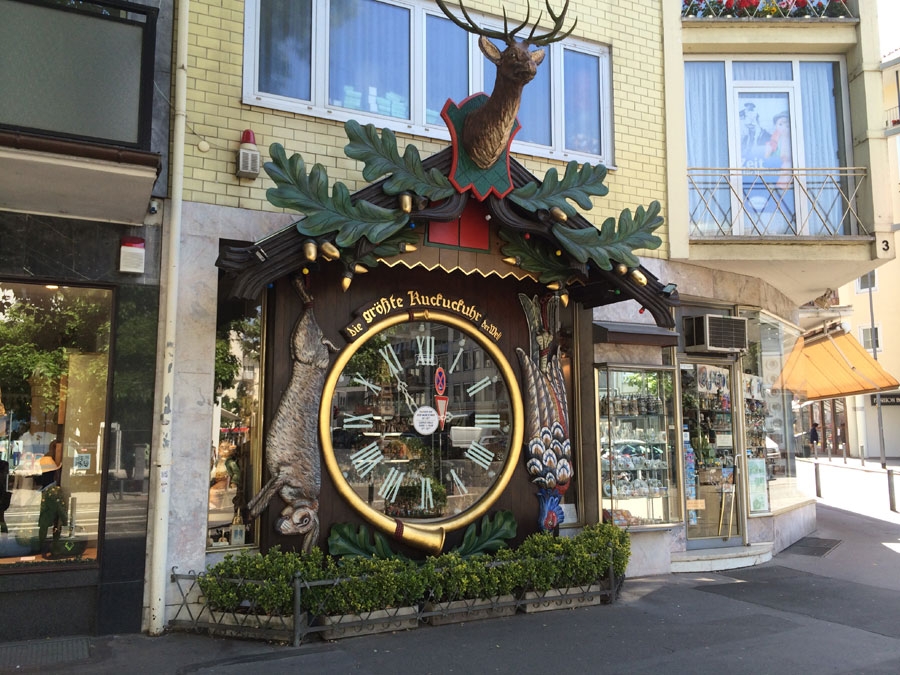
[320,310,523,552]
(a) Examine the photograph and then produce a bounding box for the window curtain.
[800,62,844,235]
[258,0,312,100]
[425,14,468,125]
[483,39,551,146]
[685,62,729,235]
[329,0,410,119]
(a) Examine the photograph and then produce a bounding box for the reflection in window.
[860,326,880,353]
[856,270,876,292]
[208,285,264,549]
[426,13,468,125]
[329,0,410,118]
[564,49,601,155]
[0,282,112,565]
[246,0,611,162]
[258,0,312,100]
[740,309,811,512]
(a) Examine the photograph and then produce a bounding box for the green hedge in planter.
[197,522,630,616]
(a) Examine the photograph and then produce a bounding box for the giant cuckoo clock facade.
[217,0,678,556]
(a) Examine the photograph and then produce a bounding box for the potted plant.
[420,553,517,625]
[683,0,702,17]
[822,0,850,18]
[197,546,324,637]
[518,524,629,613]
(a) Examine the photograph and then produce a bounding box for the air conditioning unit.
[683,315,748,353]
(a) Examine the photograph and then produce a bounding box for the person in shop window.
[808,422,820,457]
[1,458,10,534]
[36,455,67,555]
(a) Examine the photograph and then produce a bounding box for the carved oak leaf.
[264,143,409,248]
[498,229,577,285]
[552,201,664,270]
[343,121,456,201]
[508,161,610,217]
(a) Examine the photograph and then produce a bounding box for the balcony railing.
[682,1,854,20]
[887,107,900,129]
[687,167,867,238]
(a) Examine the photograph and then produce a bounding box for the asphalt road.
[3,497,900,674]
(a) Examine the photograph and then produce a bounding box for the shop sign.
[870,393,900,405]
[343,291,500,342]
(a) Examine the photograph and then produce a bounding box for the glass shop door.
[680,362,743,546]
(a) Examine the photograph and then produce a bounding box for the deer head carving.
[436,0,576,170]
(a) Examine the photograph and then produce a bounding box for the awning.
[772,331,899,401]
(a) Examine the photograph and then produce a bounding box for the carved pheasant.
[516,293,572,532]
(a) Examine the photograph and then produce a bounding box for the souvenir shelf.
[596,365,679,527]
[681,363,740,539]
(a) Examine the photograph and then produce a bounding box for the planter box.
[422,594,517,626]
[521,584,612,613]
[205,609,298,642]
[314,606,418,640]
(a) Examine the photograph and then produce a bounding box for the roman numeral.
[420,477,434,509]
[351,373,381,394]
[379,345,403,378]
[416,335,436,366]
[449,469,468,495]
[465,441,494,470]
[349,442,384,478]
[467,377,492,397]
[474,413,501,429]
[449,347,464,374]
[343,413,374,429]
[378,468,405,503]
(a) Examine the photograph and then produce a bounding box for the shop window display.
[597,366,680,527]
[207,287,263,549]
[0,282,112,565]
[680,363,741,540]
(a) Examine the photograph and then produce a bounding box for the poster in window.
[738,92,795,233]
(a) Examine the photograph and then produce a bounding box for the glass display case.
[596,365,680,527]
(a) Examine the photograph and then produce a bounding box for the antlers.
[435,0,577,47]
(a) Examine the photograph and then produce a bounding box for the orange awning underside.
[772,332,899,401]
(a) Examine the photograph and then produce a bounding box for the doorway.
[680,362,743,546]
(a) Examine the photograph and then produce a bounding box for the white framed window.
[856,270,877,293]
[860,325,880,353]
[244,0,612,165]
[685,57,852,236]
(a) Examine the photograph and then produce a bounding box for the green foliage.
[451,511,518,558]
[343,121,456,200]
[199,522,631,617]
[509,161,609,218]
[0,285,111,423]
[324,557,425,615]
[214,338,240,403]
[497,229,576,285]
[198,546,329,615]
[514,522,630,592]
[264,143,409,248]
[552,200,664,271]
[327,523,406,560]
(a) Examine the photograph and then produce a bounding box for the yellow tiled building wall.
[180,0,667,257]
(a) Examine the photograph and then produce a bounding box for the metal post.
[868,283,887,469]
[293,573,302,647]
[814,461,821,498]
[889,470,897,513]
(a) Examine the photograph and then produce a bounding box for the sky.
[878,0,900,57]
